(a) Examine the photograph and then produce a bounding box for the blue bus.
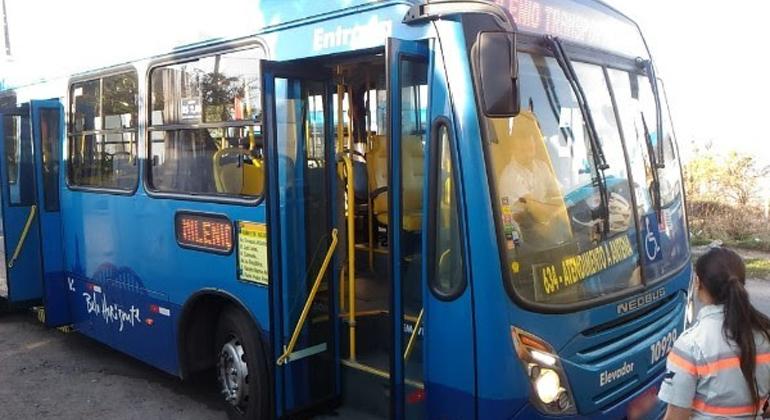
[0,0,692,418]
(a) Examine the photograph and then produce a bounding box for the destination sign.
[175,213,233,253]
[537,234,635,296]
[494,0,647,58]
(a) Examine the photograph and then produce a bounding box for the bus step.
[32,306,45,324]
[341,359,389,418]
[57,325,74,334]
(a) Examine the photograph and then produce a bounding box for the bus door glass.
[0,106,44,303]
[388,38,430,419]
[31,100,69,326]
[263,61,338,416]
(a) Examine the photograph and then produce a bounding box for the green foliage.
[685,147,770,246]
[745,258,770,280]
[685,148,769,206]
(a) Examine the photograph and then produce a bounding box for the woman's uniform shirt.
[658,304,770,418]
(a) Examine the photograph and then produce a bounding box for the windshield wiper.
[642,59,665,169]
[641,113,663,218]
[546,35,610,237]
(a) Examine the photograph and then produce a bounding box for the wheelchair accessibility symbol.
[644,215,662,263]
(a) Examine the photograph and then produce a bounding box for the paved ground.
[1,260,769,419]
[0,311,228,419]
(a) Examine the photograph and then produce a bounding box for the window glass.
[432,124,465,297]
[4,115,19,185]
[4,114,35,206]
[102,73,138,129]
[68,133,137,190]
[656,80,682,208]
[39,108,61,211]
[484,53,640,305]
[149,127,261,196]
[151,49,261,125]
[608,69,689,280]
[68,71,138,190]
[71,79,100,132]
[399,57,427,417]
[149,48,264,198]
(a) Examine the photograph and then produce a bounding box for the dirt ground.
[0,311,227,420]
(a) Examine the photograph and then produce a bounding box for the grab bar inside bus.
[403,308,424,362]
[343,154,358,362]
[276,228,338,366]
[8,204,37,269]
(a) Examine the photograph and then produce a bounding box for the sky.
[1,0,769,166]
[605,0,770,165]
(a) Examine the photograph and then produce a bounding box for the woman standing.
[659,247,770,419]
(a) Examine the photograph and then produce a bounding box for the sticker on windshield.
[642,213,662,264]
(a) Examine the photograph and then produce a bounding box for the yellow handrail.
[342,154,357,361]
[403,308,424,362]
[8,204,37,269]
[276,229,339,366]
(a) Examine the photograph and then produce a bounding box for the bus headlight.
[512,327,577,415]
[533,368,561,403]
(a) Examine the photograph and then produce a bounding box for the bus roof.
[2,0,648,92]
[255,0,648,59]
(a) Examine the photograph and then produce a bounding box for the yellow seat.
[366,134,423,232]
[213,148,264,196]
[489,111,572,247]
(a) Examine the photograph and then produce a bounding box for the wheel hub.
[218,338,249,408]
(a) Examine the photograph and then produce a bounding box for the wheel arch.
[177,288,269,379]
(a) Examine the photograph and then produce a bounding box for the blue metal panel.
[263,3,427,62]
[0,109,44,304]
[59,181,270,375]
[259,0,417,32]
[420,21,477,419]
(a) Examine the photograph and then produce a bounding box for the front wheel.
[215,307,270,420]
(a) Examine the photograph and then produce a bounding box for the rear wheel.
[215,307,270,420]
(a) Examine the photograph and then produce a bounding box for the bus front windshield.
[484,52,645,306]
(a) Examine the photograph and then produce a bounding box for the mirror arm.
[403,0,517,33]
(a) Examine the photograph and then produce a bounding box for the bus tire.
[215,306,270,420]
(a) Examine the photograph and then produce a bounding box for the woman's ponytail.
[696,248,770,412]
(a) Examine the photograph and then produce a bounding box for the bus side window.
[147,48,264,199]
[68,71,139,191]
[430,122,465,298]
[3,114,34,205]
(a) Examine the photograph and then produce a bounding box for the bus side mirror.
[476,32,520,117]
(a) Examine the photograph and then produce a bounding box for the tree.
[685,149,769,206]
[720,151,770,206]
[684,146,721,202]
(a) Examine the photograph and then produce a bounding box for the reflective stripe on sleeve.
[695,353,770,376]
[667,350,697,375]
[693,398,765,417]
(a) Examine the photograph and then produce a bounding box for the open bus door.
[388,37,476,419]
[387,37,432,420]
[30,100,69,327]
[0,104,44,306]
[263,61,339,417]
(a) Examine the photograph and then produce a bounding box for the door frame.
[30,99,69,326]
[386,37,433,419]
[262,59,340,418]
[0,104,45,305]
